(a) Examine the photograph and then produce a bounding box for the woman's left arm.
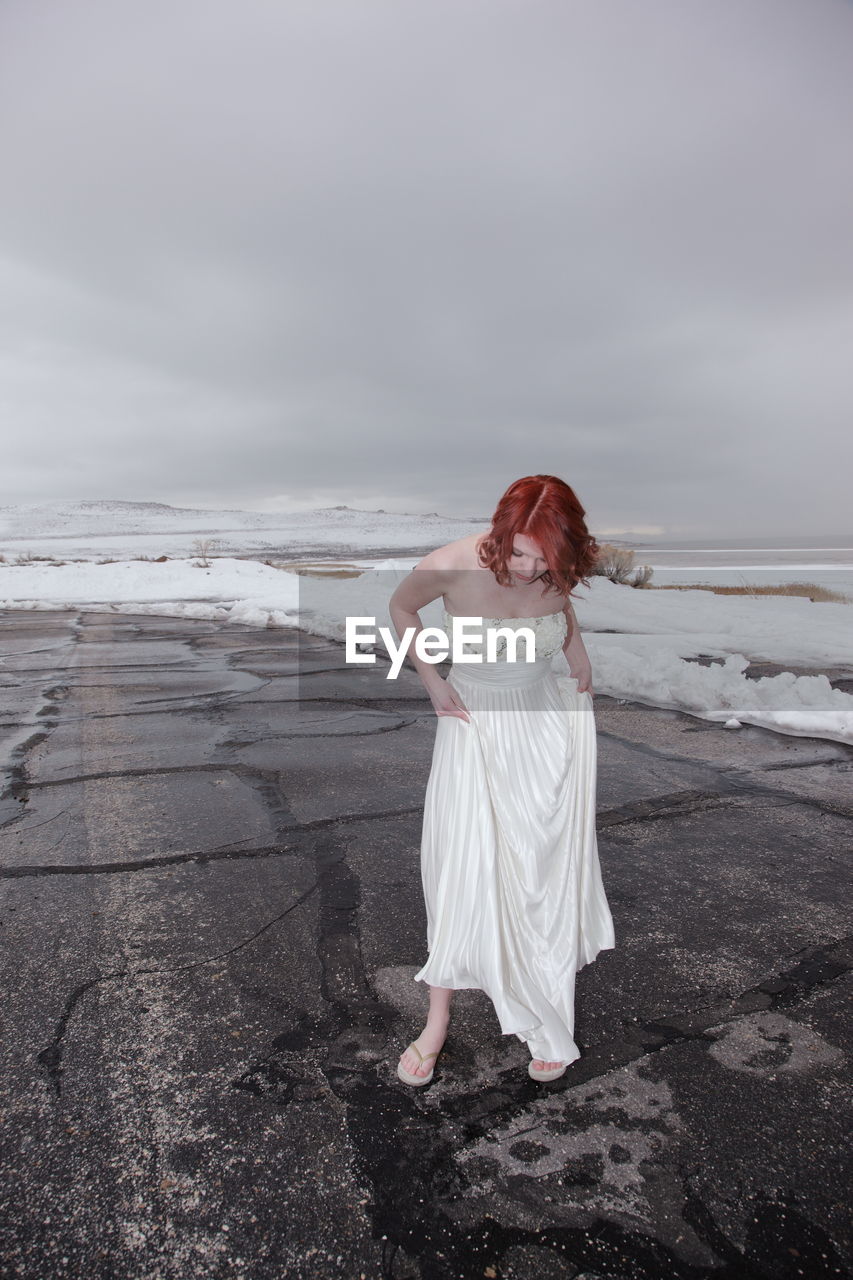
[562,600,593,694]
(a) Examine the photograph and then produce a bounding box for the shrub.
[192,538,220,568]
[592,543,653,587]
[631,563,654,588]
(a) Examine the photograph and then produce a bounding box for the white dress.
[415,610,615,1064]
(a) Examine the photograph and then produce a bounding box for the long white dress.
[415,610,615,1064]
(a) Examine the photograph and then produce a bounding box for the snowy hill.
[0,500,487,560]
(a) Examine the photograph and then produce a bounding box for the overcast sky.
[1,0,851,537]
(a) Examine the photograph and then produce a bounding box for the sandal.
[528,1059,567,1082]
[397,1041,440,1087]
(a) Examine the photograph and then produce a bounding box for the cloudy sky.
[1,0,851,537]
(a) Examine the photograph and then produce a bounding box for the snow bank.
[584,645,853,744]
[570,580,853,744]
[0,557,299,627]
[572,577,852,667]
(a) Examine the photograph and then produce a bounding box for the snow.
[573,576,852,668]
[0,499,485,560]
[584,641,853,744]
[1,501,851,745]
[0,556,299,628]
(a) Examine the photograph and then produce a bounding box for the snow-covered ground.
[0,499,485,560]
[1,502,851,744]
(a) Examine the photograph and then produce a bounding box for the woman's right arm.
[388,561,470,722]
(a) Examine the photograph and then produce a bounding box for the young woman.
[389,474,615,1085]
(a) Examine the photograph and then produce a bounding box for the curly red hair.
[477,475,598,595]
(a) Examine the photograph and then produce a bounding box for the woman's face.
[507,532,548,584]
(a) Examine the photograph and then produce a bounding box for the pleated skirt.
[415,658,615,1063]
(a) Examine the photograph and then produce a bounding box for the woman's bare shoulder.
[416,532,488,571]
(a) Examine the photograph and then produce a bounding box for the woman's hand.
[569,659,594,695]
[563,602,593,694]
[426,677,470,722]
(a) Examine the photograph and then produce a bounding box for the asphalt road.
[1,610,851,1280]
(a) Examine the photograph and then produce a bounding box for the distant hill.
[0,500,487,559]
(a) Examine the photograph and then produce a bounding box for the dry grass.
[10,552,66,566]
[653,581,849,603]
[277,560,364,579]
[14,552,58,565]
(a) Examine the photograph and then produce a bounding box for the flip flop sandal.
[528,1060,567,1082]
[397,1042,440,1087]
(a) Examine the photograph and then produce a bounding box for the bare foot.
[531,1059,564,1072]
[399,1017,448,1079]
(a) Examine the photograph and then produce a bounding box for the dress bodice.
[442,609,567,663]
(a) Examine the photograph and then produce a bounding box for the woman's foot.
[397,1018,448,1086]
[529,1058,567,1082]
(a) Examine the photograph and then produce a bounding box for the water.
[626,536,853,600]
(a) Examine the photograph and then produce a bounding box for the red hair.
[477,475,598,595]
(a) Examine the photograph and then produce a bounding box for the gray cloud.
[1,0,852,535]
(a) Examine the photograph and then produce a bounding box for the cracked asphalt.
[0,610,851,1280]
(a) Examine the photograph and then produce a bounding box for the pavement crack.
[37,974,109,1098]
[597,789,734,827]
[741,753,851,773]
[22,763,265,790]
[599,723,852,770]
[37,878,321,1096]
[598,783,853,826]
[1,807,73,836]
[0,841,302,879]
[0,807,422,878]
[719,777,853,821]
[596,726,853,819]
[287,805,424,832]
[221,717,418,744]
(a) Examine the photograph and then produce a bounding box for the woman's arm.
[388,558,470,721]
[562,599,593,694]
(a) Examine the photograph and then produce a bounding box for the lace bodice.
[442,609,567,662]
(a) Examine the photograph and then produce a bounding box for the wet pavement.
[0,610,850,1280]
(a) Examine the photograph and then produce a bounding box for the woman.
[389,474,615,1085]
